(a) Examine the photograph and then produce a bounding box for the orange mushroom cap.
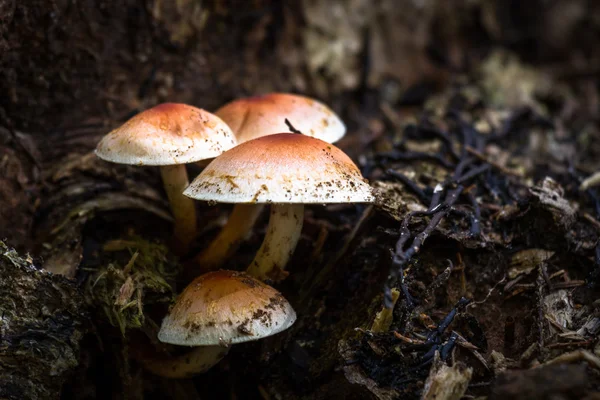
[158,270,296,346]
[215,93,345,144]
[95,103,237,166]
[184,133,374,204]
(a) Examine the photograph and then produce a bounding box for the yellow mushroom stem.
[195,204,264,271]
[160,164,197,254]
[246,204,304,281]
[141,345,229,379]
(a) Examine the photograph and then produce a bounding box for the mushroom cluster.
[94,93,374,378]
[196,93,347,271]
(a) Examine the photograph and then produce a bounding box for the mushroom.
[195,93,347,271]
[184,133,374,281]
[143,270,296,378]
[215,92,346,144]
[95,103,237,254]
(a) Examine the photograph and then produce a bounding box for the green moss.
[1,241,33,268]
[85,235,180,335]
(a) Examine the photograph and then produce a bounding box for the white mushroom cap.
[158,270,296,346]
[95,103,237,166]
[184,133,374,204]
[215,93,346,144]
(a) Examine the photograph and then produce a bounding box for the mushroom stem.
[160,164,197,254]
[195,204,264,271]
[246,204,304,281]
[141,345,229,379]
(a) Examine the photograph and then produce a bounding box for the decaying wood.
[0,242,87,400]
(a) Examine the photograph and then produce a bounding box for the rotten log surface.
[0,242,87,400]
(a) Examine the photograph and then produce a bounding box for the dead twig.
[465,146,522,178]
[284,118,302,134]
[541,350,600,370]
[393,331,425,345]
[580,170,600,191]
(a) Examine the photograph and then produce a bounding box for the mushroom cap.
[183,133,374,204]
[158,270,296,346]
[95,103,237,166]
[215,93,346,144]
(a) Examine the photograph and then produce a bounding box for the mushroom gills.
[246,204,304,281]
[142,345,229,379]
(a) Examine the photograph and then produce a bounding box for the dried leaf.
[422,353,472,400]
[115,276,135,307]
[373,181,426,221]
[508,248,555,279]
[529,177,577,230]
[544,290,574,331]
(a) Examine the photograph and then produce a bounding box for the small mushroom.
[143,270,296,378]
[195,93,347,271]
[215,92,346,144]
[184,133,374,281]
[95,103,237,253]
